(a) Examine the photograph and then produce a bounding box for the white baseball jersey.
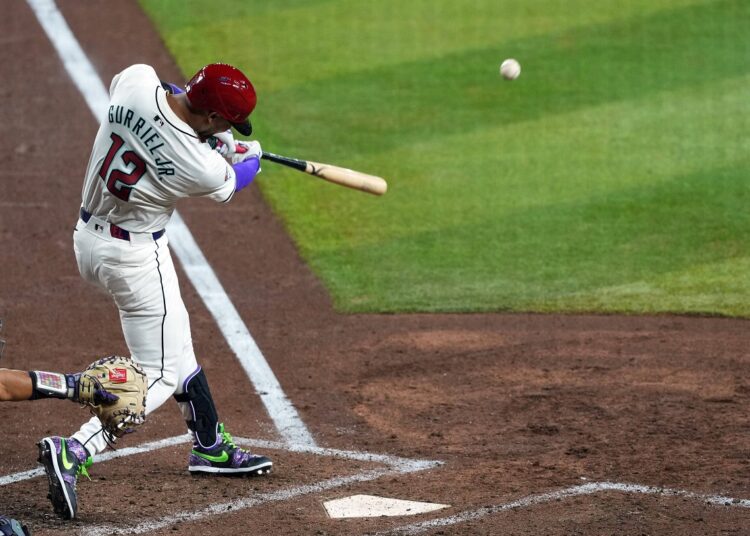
[81,64,236,233]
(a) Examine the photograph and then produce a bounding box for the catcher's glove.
[78,356,147,441]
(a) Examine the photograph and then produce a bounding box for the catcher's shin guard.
[174,367,219,448]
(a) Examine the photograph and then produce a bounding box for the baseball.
[500,58,521,80]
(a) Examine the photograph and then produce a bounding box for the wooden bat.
[261,151,387,196]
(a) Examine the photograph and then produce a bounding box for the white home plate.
[324,495,450,518]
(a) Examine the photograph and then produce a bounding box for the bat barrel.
[262,151,387,196]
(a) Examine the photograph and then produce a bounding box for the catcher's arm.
[0,369,33,401]
[0,368,118,403]
[0,319,117,404]
[27,370,119,404]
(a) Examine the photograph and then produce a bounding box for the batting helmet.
[185,63,256,136]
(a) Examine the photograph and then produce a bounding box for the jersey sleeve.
[109,72,123,97]
[206,163,237,203]
[110,64,157,97]
[192,148,238,203]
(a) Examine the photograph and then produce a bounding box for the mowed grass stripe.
[142,0,705,91]
[307,106,750,313]
[321,165,749,313]
[141,0,750,315]
[278,74,750,248]
[260,0,750,157]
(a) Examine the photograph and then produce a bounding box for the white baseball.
[500,59,521,80]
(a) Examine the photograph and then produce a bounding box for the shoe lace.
[77,456,93,480]
[218,424,238,449]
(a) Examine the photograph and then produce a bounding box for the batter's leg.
[71,232,196,456]
[173,361,272,475]
[174,366,220,448]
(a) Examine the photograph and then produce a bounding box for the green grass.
[141,0,750,315]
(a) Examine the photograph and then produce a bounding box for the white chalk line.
[0,430,440,536]
[0,433,440,488]
[375,481,750,535]
[83,468,393,536]
[167,213,317,446]
[3,433,748,535]
[24,0,109,121]
[239,438,441,472]
[0,434,193,487]
[25,0,316,448]
[81,438,442,536]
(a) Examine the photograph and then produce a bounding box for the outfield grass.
[141,0,750,315]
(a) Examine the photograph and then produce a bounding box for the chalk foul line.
[374,481,750,535]
[75,436,440,536]
[0,432,444,536]
[2,433,746,534]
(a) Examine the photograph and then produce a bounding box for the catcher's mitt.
[78,355,147,441]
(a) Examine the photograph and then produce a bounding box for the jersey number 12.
[98,133,146,202]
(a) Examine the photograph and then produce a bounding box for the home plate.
[324,495,450,518]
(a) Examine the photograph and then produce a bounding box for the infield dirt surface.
[1,1,749,535]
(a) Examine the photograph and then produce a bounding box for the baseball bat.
[261,151,387,196]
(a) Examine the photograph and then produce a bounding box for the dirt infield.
[1,1,749,534]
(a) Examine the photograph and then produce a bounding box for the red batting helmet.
[185,63,256,136]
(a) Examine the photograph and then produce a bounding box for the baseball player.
[38,63,272,520]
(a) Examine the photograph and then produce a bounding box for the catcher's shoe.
[37,437,90,520]
[188,423,273,475]
[0,515,30,536]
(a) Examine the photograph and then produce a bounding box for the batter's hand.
[230,140,262,165]
[211,130,236,157]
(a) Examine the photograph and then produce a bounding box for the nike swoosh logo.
[61,441,75,471]
[193,450,229,463]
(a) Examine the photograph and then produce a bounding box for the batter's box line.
[372,481,750,535]
[0,434,443,535]
[0,434,440,488]
[0,433,194,487]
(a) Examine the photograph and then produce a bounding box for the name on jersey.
[108,105,175,177]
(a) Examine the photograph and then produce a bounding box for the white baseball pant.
[70,215,197,456]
